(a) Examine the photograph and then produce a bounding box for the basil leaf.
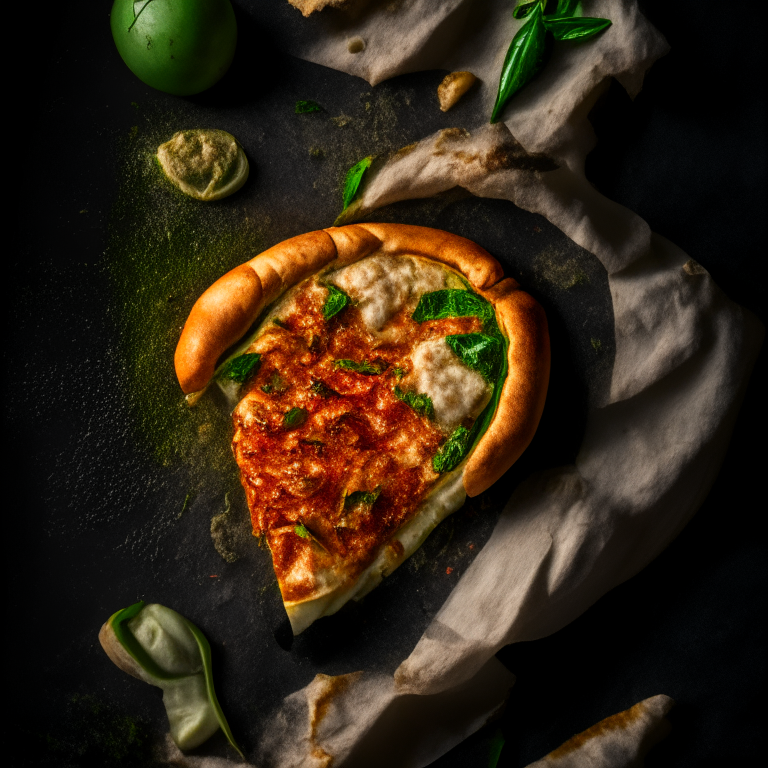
[342,156,373,210]
[333,359,386,375]
[445,334,503,383]
[512,0,543,19]
[544,16,612,41]
[394,385,435,419]
[433,426,471,474]
[294,523,310,538]
[283,407,308,429]
[218,353,261,384]
[323,284,350,319]
[491,5,547,123]
[344,487,381,509]
[554,0,578,16]
[295,99,322,114]
[413,289,493,326]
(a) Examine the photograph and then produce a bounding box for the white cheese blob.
[329,254,445,331]
[408,338,490,432]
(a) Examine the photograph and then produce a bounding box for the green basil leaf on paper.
[394,385,435,419]
[295,99,323,114]
[218,353,261,383]
[333,358,386,375]
[554,0,579,17]
[342,156,373,210]
[445,333,504,383]
[512,0,544,19]
[323,284,350,319]
[544,16,612,41]
[491,4,546,123]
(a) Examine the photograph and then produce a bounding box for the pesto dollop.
[157,129,249,201]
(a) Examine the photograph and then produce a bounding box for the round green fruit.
[110,0,237,96]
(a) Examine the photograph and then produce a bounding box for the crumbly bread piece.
[287,0,367,18]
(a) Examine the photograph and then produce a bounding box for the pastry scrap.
[175,224,550,633]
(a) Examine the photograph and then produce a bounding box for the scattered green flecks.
[177,490,194,519]
[591,337,602,353]
[309,147,325,159]
[107,117,266,466]
[210,493,239,563]
[129,125,138,140]
[341,156,373,210]
[31,694,153,765]
[295,99,323,114]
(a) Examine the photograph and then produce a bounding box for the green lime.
[110,0,237,96]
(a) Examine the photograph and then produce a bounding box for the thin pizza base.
[175,224,550,633]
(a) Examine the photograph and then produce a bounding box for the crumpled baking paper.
[185,2,762,766]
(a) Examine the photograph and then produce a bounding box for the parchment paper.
[167,2,764,766]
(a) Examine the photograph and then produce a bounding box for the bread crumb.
[438,71,477,112]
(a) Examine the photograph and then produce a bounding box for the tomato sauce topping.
[232,277,484,602]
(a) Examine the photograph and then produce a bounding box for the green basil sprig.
[544,15,612,41]
[491,0,612,123]
[512,0,545,20]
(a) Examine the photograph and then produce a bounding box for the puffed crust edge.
[174,223,549,496]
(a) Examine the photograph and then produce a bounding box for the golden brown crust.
[464,278,550,497]
[175,230,337,393]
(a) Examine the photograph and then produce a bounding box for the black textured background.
[8,1,765,766]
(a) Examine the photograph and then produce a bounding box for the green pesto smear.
[107,118,265,466]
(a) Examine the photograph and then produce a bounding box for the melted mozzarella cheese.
[329,254,445,331]
[408,338,490,431]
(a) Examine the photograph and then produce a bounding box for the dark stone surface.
[8,1,764,766]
